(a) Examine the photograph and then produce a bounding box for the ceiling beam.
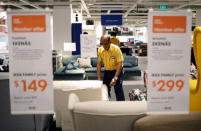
[19,0,43,10]
[3,1,70,6]
[171,0,201,10]
[81,0,91,18]
[83,15,147,20]
[124,0,143,18]
[7,2,29,10]
[82,12,147,15]
[86,1,189,5]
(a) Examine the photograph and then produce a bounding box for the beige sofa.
[134,112,201,131]
[68,93,147,131]
[68,93,201,131]
[53,80,108,131]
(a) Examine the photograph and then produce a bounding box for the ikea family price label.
[152,79,184,92]
[8,11,53,114]
[14,79,47,92]
[147,11,192,114]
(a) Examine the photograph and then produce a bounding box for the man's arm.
[110,61,122,86]
[97,60,102,80]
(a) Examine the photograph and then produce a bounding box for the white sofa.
[53,80,108,131]
[68,93,147,131]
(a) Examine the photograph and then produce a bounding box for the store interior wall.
[53,6,71,55]
[196,10,201,26]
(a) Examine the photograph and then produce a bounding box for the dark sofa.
[54,55,141,80]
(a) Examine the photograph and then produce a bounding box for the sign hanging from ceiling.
[147,11,192,114]
[158,5,168,10]
[8,11,53,114]
[71,13,82,23]
[101,15,122,26]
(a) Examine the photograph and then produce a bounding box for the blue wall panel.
[72,23,82,55]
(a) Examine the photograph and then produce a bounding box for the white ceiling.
[1,0,201,26]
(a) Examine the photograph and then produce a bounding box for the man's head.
[101,35,111,50]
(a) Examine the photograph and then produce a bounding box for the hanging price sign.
[147,11,192,114]
[8,11,53,114]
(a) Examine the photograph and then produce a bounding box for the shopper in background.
[83,32,88,34]
[97,35,125,101]
[110,31,120,46]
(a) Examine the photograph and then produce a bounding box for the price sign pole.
[147,11,192,114]
[8,11,53,114]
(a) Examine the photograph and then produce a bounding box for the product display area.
[0,0,201,131]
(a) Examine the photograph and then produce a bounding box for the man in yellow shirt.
[97,35,125,101]
[110,31,120,46]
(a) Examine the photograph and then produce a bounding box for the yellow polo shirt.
[110,36,120,46]
[98,44,123,70]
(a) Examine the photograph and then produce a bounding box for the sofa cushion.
[123,62,133,67]
[66,63,74,70]
[123,56,138,66]
[62,55,80,66]
[91,57,98,67]
[66,60,79,70]
[91,57,104,67]
[78,58,92,68]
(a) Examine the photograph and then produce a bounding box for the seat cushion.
[124,67,141,74]
[85,67,105,73]
[65,69,85,74]
[134,112,201,131]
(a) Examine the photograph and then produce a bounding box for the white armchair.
[68,93,147,131]
[53,80,108,131]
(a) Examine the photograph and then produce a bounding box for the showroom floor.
[110,77,145,101]
[110,55,147,101]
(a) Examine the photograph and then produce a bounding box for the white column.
[196,10,201,26]
[53,6,71,54]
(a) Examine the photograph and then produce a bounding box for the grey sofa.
[54,55,141,80]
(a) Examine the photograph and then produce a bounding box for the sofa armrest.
[136,57,138,66]
[54,80,108,130]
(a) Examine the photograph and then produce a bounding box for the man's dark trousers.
[103,69,125,101]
